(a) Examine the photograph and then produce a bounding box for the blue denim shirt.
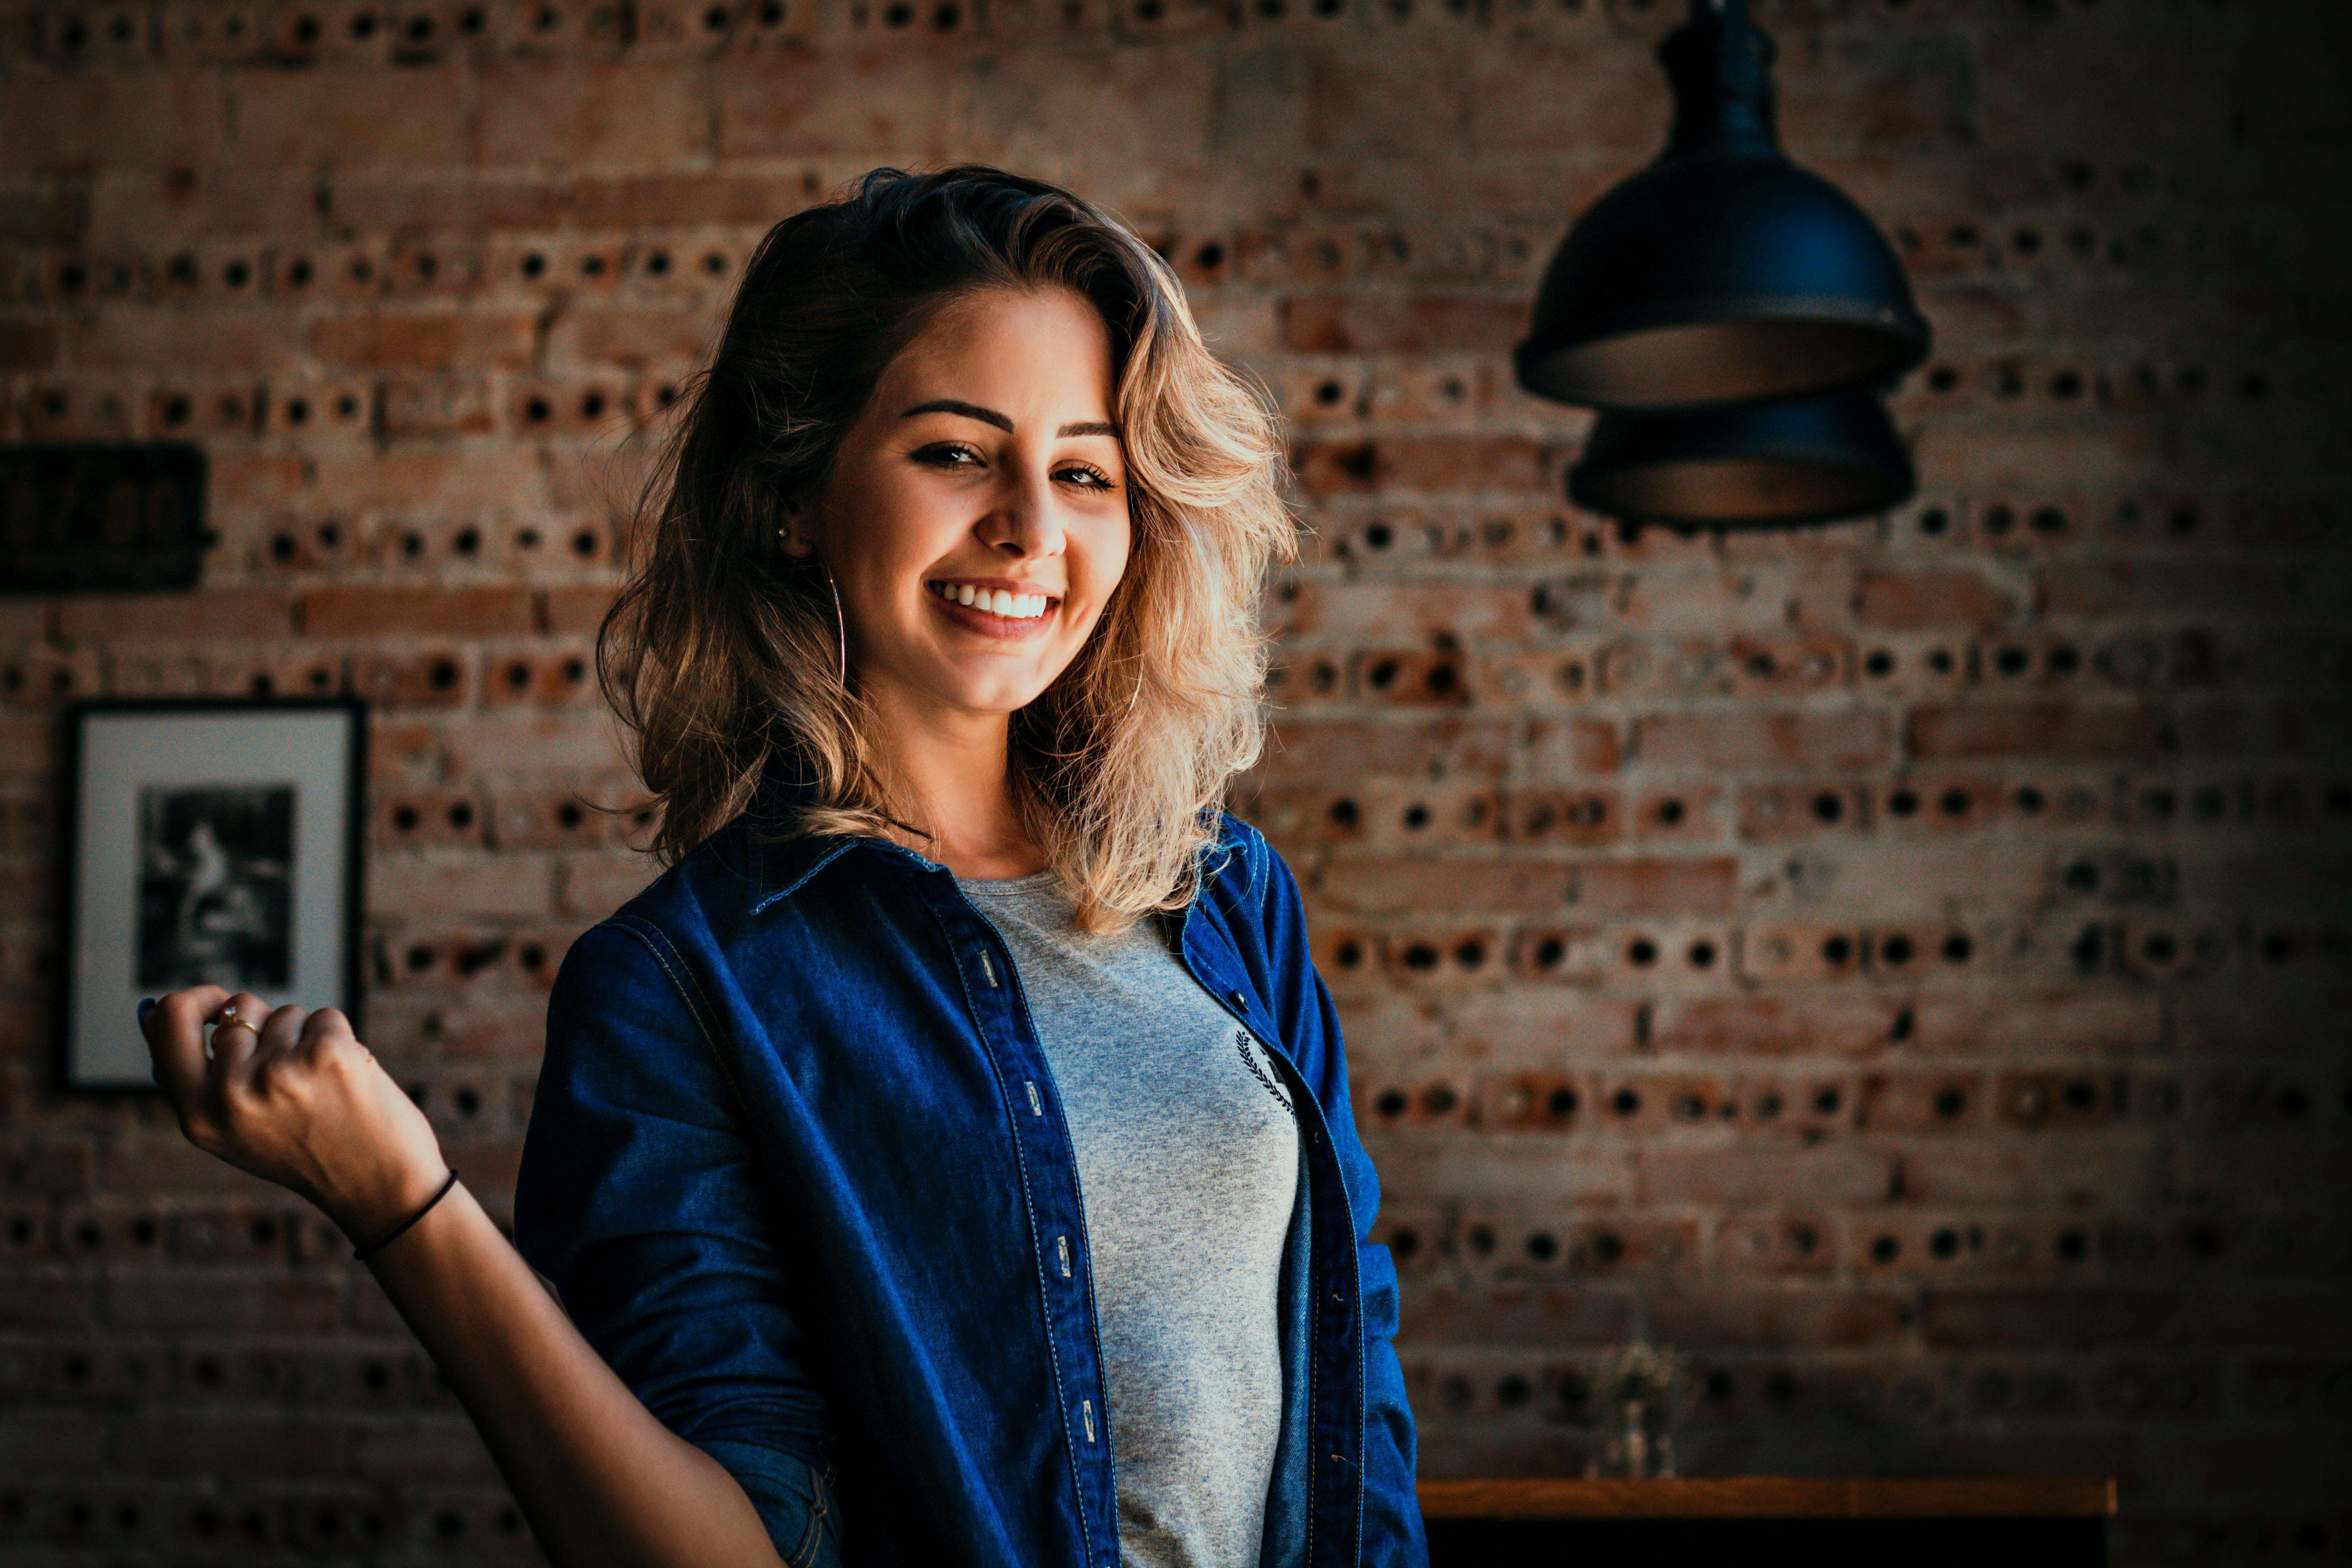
[512,801,1426,1568]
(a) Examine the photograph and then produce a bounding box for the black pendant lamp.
[1514,0,1928,527]
[1569,387,1914,529]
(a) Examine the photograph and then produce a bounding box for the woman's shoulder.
[1196,808,1298,922]
[582,811,862,937]
[549,815,818,995]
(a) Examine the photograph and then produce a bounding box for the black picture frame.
[60,698,368,1093]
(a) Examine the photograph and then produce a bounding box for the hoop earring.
[778,528,848,687]
[826,569,847,687]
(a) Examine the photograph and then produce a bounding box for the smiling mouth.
[926,580,1057,621]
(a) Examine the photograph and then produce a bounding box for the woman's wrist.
[352,1169,462,1262]
[324,1153,459,1250]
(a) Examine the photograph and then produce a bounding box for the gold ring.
[216,1005,259,1035]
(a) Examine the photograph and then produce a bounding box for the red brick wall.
[4,0,2348,1558]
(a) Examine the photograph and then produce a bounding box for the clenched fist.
[141,987,451,1251]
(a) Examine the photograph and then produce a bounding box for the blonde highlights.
[599,167,1293,929]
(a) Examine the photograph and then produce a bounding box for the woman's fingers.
[297,1005,358,1053]
[136,989,442,1238]
[295,1007,373,1079]
[209,991,270,1082]
[257,1002,312,1055]
[144,985,228,1111]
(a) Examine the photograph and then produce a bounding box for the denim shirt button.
[1227,989,1247,1008]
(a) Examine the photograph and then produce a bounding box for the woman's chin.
[900,669,1058,720]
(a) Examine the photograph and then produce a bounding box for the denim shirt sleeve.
[1246,830,1429,1567]
[513,916,836,1559]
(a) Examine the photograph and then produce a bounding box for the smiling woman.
[603,167,1297,920]
[135,167,1425,1568]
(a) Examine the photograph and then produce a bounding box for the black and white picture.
[65,701,365,1091]
[137,784,297,991]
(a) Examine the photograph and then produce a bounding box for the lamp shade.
[1514,0,1930,411]
[1567,387,1916,528]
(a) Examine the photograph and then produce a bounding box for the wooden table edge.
[1416,1477,2118,1519]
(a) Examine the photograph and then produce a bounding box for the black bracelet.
[353,1169,461,1263]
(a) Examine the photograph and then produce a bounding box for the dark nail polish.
[137,998,158,1020]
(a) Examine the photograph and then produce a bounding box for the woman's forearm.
[134,990,786,1568]
[366,1182,785,1568]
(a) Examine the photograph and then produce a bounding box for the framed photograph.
[63,699,367,1091]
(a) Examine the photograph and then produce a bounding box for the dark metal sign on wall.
[0,444,207,593]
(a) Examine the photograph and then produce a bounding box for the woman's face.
[796,286,1132,723]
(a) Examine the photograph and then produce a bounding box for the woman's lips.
[928,589,1059,642]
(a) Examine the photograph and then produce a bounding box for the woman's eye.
[1058,464,1115,490]
[914,442,982,468]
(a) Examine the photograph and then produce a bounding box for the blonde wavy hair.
[600,167,1295,930]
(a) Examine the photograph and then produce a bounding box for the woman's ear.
[776,499,817,559]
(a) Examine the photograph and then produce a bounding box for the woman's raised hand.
[142,987,452,1250]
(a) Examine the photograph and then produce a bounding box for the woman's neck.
[862,685,1045,881]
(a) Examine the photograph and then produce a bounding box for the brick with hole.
[1471,1070,1593,1131]
[351,650,476,710]
[375,789,491,849]
[491,784,643,849]
[483,646,601,707]
[1380,926,1508,987]
[0,647,101,709]
[1858,1072,1989,1132]
[1291,435,1551,496]
[1507,787,1622,846]
[1714,1212,1841,1278]
[1349,648,1475,707]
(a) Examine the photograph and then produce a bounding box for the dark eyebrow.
[901,400,1120,441]
[902,398,1012,432]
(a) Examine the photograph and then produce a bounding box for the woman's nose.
[980,466,1066,558]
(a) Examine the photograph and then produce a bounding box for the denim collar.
[734,767,1250,917]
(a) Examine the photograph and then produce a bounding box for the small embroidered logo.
[1235,1030,1294,1115]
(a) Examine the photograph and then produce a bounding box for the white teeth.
[933,582,1050,619]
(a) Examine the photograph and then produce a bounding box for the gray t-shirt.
[958,871,1299,1568]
